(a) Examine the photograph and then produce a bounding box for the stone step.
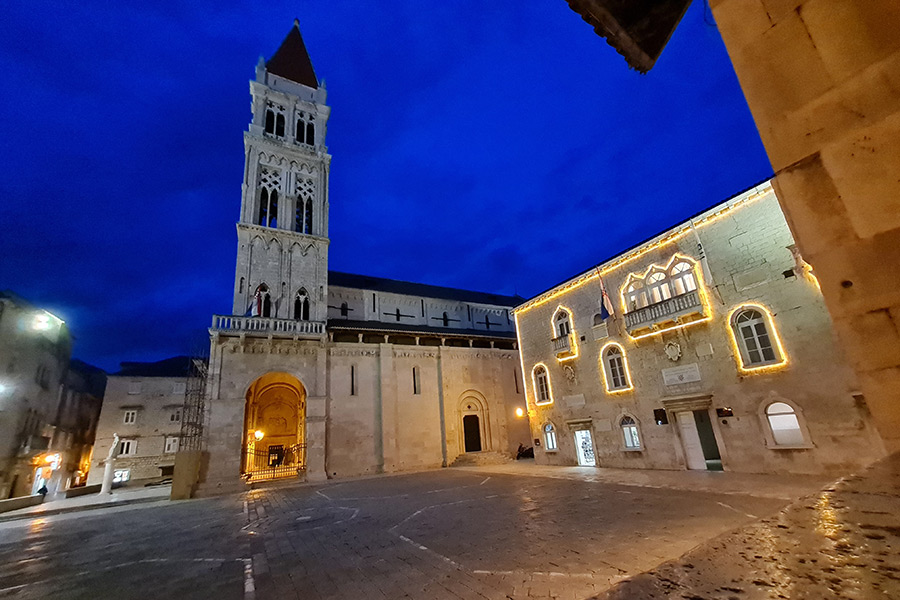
[450,451,513,467]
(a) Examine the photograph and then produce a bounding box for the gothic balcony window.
[294,289,310,321]
[622,257,704,335]
[646,271,672,304]
[620,416,641,449]
[730,306,785,370]
[251,284,272,317]
[532,364,552,405]
[601,343,632,393]
[543,423,558,451]
[293,177,315,235]
[552,308,576,360]
[670,261,697,295]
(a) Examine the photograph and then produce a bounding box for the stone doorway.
[241,372,307,482]
[463,415,482,452]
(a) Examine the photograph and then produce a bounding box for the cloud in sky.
[0,1,772,371]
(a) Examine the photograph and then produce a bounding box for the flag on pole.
[598,273,615,321]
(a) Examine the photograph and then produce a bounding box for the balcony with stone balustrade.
[623,290,704,334]
[210,315,326,339]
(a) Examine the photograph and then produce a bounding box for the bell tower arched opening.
[242,372,307,482]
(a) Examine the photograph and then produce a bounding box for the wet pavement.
[0,461,895,599]
[598,454,900,599]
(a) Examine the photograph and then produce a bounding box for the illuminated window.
[732,308,780,367]
[620,416,641,449]
[670,261,697,295]
[543,423,558,451]
[164,436,180,454]
[533,365,551,404]
[626,281,648,311]
[123,410,137,425]
[294,289,310,320]
[602,345,630,391]
[413,366,421,395]
[118,439,136,456]
[766,402,804,446]
[647,271,672,304]
[113,469,130,483]
[554,309,571,338]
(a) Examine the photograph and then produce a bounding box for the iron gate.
[243,443,306,482]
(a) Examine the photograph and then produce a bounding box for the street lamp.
[515,407,525,418]
[254,430,264,441]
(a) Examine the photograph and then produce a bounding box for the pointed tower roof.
[266,19,318,89]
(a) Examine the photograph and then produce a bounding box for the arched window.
[592,313,604,326]
[340,302,349,317]
[294,289,310,320]
[412,366,421,395]
[306,122,315,145]
[543,423,558,451]
[532,365,552,404]
[554,309,571,338]
[620,416,641,449]
[765,402,804,446]
[296,113,316,145]
[626,281,648,311]
[731,307,781,367]
[239,277,244,294]
[294,199,304,233]
[647,271,672,304]
[258,188,278,227]
[670,261,697,295]
[275,113,285,137]
[264,109,275,134]
[252,284,271,317]
[602,344,631,392]
[304,198,313,234]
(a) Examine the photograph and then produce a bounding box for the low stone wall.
[0,494,44,514]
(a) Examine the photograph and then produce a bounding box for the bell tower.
[232,20,331,322]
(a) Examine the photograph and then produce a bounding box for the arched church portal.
[242,372,307,482]
[458,393,491,454]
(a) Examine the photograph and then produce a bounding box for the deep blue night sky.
[0,2,773,372]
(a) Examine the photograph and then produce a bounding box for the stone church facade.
[185,23,530,497]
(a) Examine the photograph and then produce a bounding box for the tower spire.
[266,20,318,89]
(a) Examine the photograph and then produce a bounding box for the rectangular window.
[123,410,137,425]
[350,365,357,396]
[609,357,626,389]
[118,439,136,456]
[170,409,181,423]
[172,382,186,395]
[128,381,141,395]
[164,436,180,454]
[113,469,130,483]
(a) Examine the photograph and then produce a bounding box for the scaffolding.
[179,353,209,452]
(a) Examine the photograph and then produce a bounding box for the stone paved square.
[0,467,819,599]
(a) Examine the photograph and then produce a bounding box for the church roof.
[116,356,195,378]
[328,271,524,307]
[266,20,318,89]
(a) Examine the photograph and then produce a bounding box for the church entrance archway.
[241,372,306,482]
[463,415,482,452]
[458,392,491,454]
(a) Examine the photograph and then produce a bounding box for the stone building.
[0,291,72,498]
[88,357,191,486]
[184,22,530,496]
[51,359,105,490]
[514,181,885,474]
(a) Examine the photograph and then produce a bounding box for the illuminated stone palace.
[514,181,885,474]
[182,22,530,496]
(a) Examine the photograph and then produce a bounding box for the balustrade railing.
[552,333,575,358]
[211,315,325,336]
[624,290,703,331]
[242,443,306,483]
